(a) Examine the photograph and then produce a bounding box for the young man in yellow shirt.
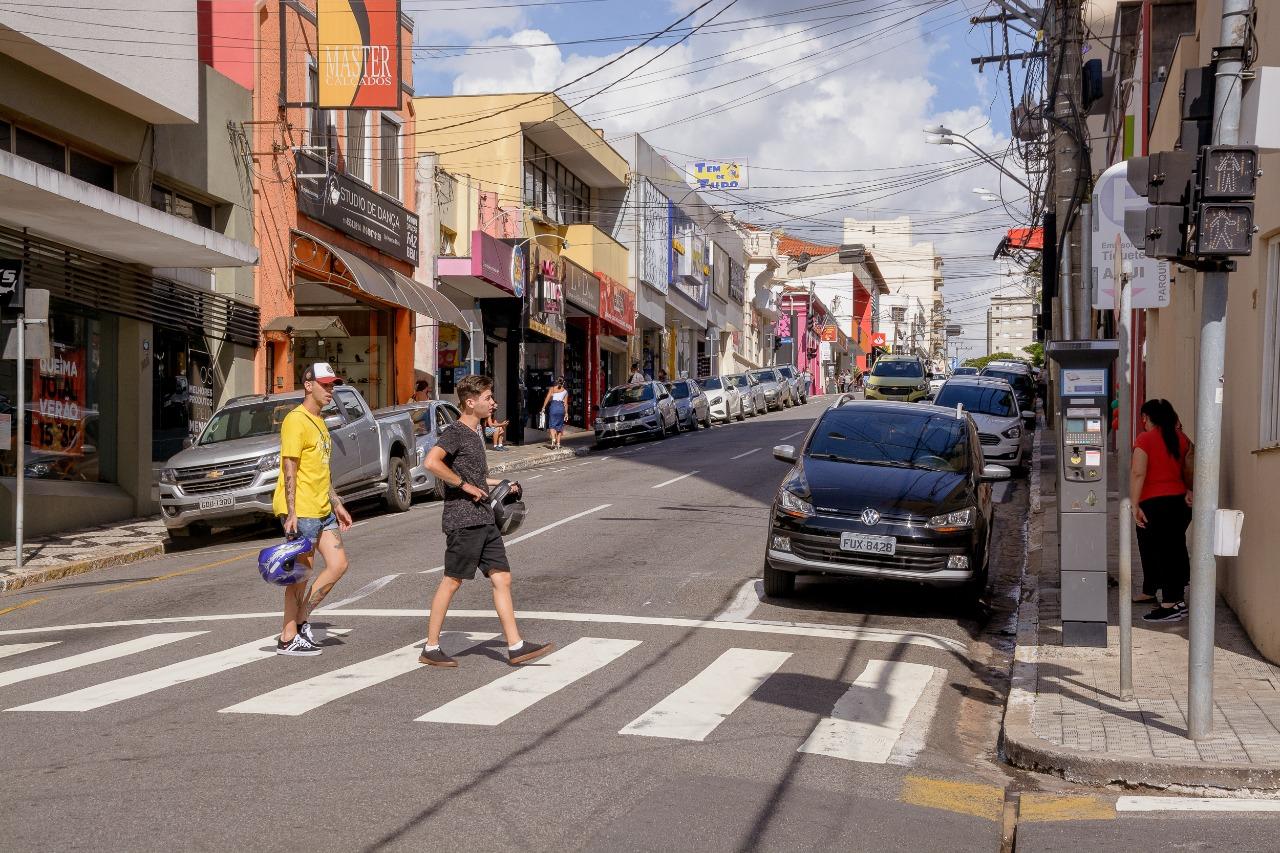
[271,362,353,656]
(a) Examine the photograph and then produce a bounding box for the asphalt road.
[3,397,1280,852]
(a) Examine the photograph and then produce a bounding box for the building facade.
[844,216,945,358]
[986,294,1037,357]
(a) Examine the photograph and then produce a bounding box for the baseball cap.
[303,362,338,385]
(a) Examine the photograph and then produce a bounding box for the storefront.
[562,259,600,429]
[597,271,635,395]
[526,244,566,429]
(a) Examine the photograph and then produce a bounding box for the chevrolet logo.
[205,469,224,479]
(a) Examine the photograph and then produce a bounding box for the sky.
[407,0,1036,360]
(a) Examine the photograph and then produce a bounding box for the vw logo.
[859,508,880,526]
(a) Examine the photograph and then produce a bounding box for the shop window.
[891,306,907,322]
[153,329,217,462]
[0,301,117,484]
[15,128,66,172]
[345,110,368,183]
[69,151,114,191]
[380,114,400,199]
[0,119,10,152]
[439,227,456,256]
[307,59,328,153]
[522,138,591,224]
[1262,237,1280,448]
[151,185,214,229]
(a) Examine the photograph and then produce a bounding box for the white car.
[927,372,949,399]
[933,375,1032,475]
[700,375,745,423]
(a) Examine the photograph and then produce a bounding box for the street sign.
[946,325,961,336]
[3,288,49,360]
[0,259,23,310]
[1092,161,1170,309]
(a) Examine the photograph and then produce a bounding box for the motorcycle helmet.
[489,479,527,536]
[257,536,314,586]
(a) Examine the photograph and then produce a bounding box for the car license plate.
[198,495,234,511]
[839,533,896,555]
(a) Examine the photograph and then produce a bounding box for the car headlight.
[917,382,928,391]
[928,507,975,531]
[777,468,813,518]
[256,452,280,472]
[159,467,178,485]
[1002,425,1022,439]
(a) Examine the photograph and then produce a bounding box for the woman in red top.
[1130,399,1193,622]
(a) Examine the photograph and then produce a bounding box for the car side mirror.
[981,464,1012,481]
[1020,411,1035,420]
[773,444,798,463]
[181,436,194,450]
[324,415,343,430]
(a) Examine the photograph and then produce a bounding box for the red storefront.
[596,272,636,420]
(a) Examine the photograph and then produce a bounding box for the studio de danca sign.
[296,152,419,265]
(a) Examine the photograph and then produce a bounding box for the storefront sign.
[31,342,86,458]
[820,323,838,342]
[563,261,600,315]
[296,152,419,265]
[871,331,887,347]
[529,246,566,342]
[712,244,728,301]
[317,0,402,109]
[669,205,708,309]
[638,179,670,294]
[684,160,748,191]
[597,272,635,334]
[728,259,745,303]
[187,349,215,438]
[471,231,516,295]
[509,240,528,299]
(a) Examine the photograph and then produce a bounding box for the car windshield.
[954,367,978,375]
[871,360,924,379]
[982,369,1033,393]
[670,382,691,399]
[777,366,794,379]
[603,385,654,406]
[701,377,723,390]
[750,369,777,382]
[732,374,752,388]
[806,409,969,472]
[935,385,1017,417]
[199,399,303,445]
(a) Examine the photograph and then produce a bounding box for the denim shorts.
[279,511,340,542]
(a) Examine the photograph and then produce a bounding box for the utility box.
[1048,340,1119,647]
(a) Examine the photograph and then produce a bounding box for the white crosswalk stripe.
[798,659,940,764]
[416,637,640,726]
[220,632,496,717]
[0,633,205,690]
[0,642,60,660]
[620,648,791,741]
[7,630,350,712]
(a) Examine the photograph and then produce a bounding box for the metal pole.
[1117,260,1133,700]
[1079,201,1093,340]
[1060,239,1073,341]
[15,313,24,571]
[1188,0,1250,740]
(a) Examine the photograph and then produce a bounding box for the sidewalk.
[0,431,598,593]
[1003,427,1280,791]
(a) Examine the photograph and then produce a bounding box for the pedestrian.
[419,374,553,667]
[272,362,353,656]
[658,369,669,383]
[483,412,509,451]
[629,361,645,384]
[406,378,432,404]
[541,377,569,449]
[1130,398,1194,622]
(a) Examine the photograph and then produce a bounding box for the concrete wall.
[0,0,198,124]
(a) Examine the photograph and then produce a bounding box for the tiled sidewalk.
[1003,428,1280,790]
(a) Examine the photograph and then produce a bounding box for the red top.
[1135,427,1190,501]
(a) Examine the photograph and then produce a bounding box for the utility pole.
[1187,0,1253,741]
[1047,0,1087,341]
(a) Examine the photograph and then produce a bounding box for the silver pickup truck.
[158,386,418,537]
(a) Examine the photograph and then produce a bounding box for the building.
[986,294,1037,357]
[0,1,259,537]
[727,221,782,371]
[844,216,945,358]
[413,93,632,443]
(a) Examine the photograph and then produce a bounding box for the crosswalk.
[0,630,943,765]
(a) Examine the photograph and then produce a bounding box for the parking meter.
[1047,340,1119,647]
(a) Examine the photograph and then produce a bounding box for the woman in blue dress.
[541,377,569,449]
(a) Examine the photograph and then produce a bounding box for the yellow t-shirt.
[271,406,333,518]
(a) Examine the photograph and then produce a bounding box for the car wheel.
[688,412,699,431]
[736,405,745,422]
[763,563,795,598]
[384,456,412,513]
[433,475,447,502]
[702,410,712,429]
[963,554,989,606]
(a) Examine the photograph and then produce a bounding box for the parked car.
[776,364,807,405]
[594,382,679,447]
[158,386,417,537]
[669,378,713,431]
[979,364,1037,427]
[764,400,1009,603]
[378,399,462,498]
[952,366,980,376]
[728,372,767,416]
[863,355,929,403]
[700,375,745,423]
[933,376,1032,475]
[927,371,949,399]
[748,367,791,411]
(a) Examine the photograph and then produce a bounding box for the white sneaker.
[277,634,322,656]
[297,621,319,645]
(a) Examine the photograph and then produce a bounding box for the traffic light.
[1191,145,1259,257]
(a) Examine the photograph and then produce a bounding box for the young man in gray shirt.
[420,374,554,667]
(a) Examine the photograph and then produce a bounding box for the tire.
[703,411,713,429]
[763,563,795,598]
[736,405,745,423]
[963,551,989,607]
[688,412,699,431]
[432,475,446,502]
[383,456,412,513]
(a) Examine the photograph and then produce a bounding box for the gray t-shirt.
[435,421,495,532]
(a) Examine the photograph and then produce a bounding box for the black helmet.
[489,479,527,535]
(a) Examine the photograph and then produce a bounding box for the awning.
[293,231,469,329]
[263,315,349,339]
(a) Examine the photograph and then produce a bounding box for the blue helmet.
[257,537,314,586]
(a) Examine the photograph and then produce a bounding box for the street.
[2,399,1280,851]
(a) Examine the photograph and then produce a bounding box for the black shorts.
[443,524,511,580]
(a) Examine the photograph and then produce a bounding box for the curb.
[0,542,167,594]
[1000,427,1280,791]
[488,445,591,475]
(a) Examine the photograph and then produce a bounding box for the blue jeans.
[280,511,339,544]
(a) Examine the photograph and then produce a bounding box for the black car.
[980,366,1037,426]
[764,400,1009,602]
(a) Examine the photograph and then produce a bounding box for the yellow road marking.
[96,551,255,595]
[1018,793,1116,823]
[0,597,46,617]
[900,775,1005,823]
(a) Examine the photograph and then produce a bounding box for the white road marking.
[652,471,699,489]
[798,659,939,763]
[526,474,544,480]
[0,642,59,660]
[780,431,805,441]
[1116,797,1280,813]
[714,580,763,622]
[7,630,350,712]
[0,612,967,655]
[416,504,611,574]
[620,648,790,741]
[220,632,497,717]
[416,637,640,726]
[317,573,400,611]
[730,448,761,460]
[0,633,205,689]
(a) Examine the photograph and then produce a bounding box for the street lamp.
[925,125,1032,192]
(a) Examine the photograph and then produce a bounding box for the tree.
[963,351,1018,370]
[1023,341,1044,367]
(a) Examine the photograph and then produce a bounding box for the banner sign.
[597,272,635,334]
[529,246,566,341]
[712,244,728,301]
[871,331,887,347]
[728,258,745,303]
[1091,160,1170,310]
[0,259,23,310]
[296,152,419,264]
[31,342,86,460]
[472,231,518,295]
[317,0,402,109]
[669,204,708,308]
[563,260,600,315]
[638,179,670,293]
[685,160,748,191]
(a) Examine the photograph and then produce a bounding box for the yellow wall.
[564,222,629,285]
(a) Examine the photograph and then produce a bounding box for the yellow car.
[863,355,930,402]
